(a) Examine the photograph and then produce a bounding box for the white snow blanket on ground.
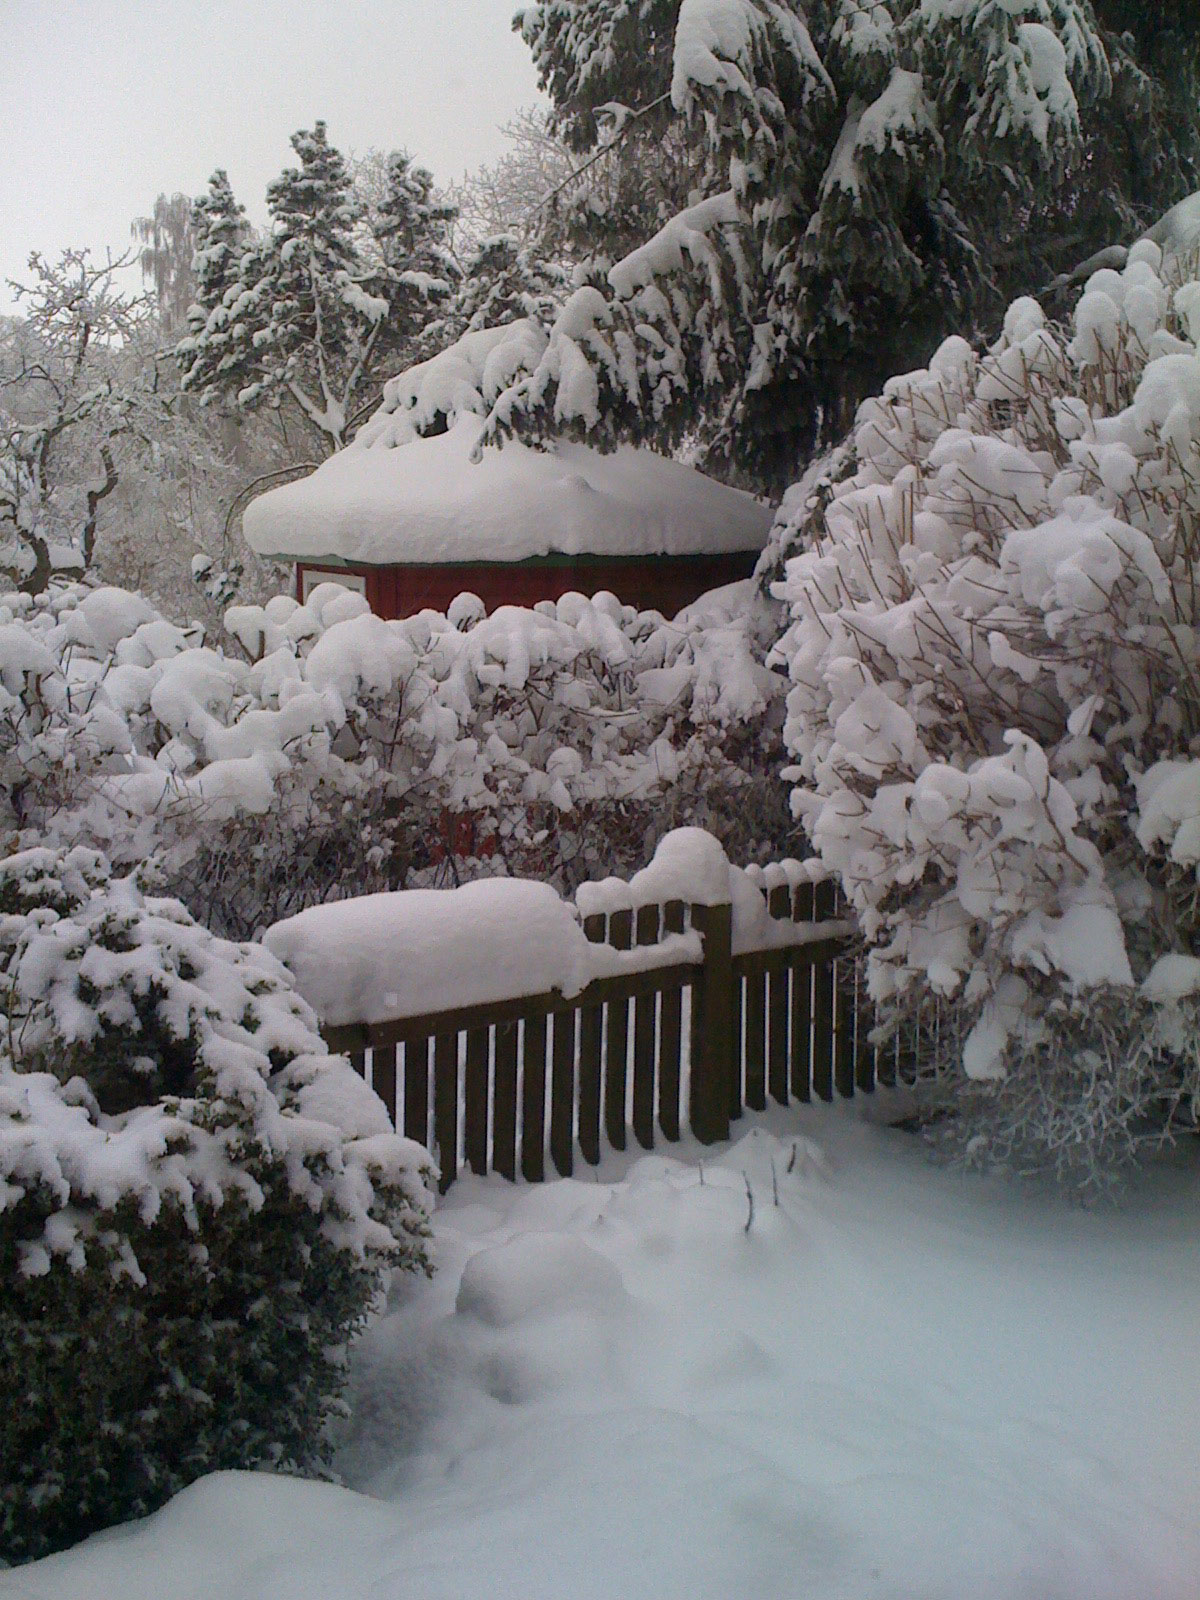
[242,413,771,565]
[15,1110,1200,1600]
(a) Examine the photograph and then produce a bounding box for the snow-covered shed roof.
[242,413,771,566]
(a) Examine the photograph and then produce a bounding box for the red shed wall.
[296,552,759,620]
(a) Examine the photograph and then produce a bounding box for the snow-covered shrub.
[773,243,1200,1190]
[0,846,433,1563]
[0,577,788,938]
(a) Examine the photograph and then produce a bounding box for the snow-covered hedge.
[0,577,786,938]
[0,846,434,1563]
[772,241,1200,1188]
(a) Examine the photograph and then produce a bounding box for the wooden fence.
[322,877,893,1192]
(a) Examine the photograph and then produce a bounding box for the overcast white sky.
[0,0,544,312]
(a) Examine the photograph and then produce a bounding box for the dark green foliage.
[506,0,1200,491]
[0,850,433,1565]
[178,170,258,409]
[0,1170,383,1563]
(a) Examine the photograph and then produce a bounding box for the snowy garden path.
[10,1105,1200,1600]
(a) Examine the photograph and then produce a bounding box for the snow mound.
[263,877,593,1025]
[455,1234,626,1327]
[242,413,771,565]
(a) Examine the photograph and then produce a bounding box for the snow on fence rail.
[264,830,901,1191]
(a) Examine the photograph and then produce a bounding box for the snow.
[263,828,846,1030]
[1009,899,1133,990]
[1013,22,1077,145]
[242,413,771,566]
[855,68,936,156]
[608,191,740,298]
[16,1110,1200,1599]
[264,879,594,1026]
[577,826,733,916]
[671,0,830,114]
[671,0,760,105]
[770,243,1200,1067]
[1144,190,1200,259]
[370,321,550,441]
[1135,759,1200,867]
[455,1233,626,1328]
[1141,953,1200,1004]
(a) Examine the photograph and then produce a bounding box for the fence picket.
[605,909,633,1151]
[632,905,659,1150]
[550,1010,575,1176]
[434,1033,457,1192]
[767,886,790,1105]
[790,884,814,1101]
[658,900,685,1141]
[464,1027,489,1176]
[853,954,875,1094]
[834,970,855,1099]
[373,1040,398,1127]
[493,1021,518,1181]
[729,971,744,1122]
[404,1036,430,1146]
[521,1013,547,1182]
[690,901,732,1145]
[811,882,836,1101]
[745,968,767,1112]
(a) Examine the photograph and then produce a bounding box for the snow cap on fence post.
[627,827,733,907]
[648,832,739,1147]
[576,829,737,1145]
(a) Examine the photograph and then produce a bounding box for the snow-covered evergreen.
[389,1,1200,489]
[178,129,459,453]
[178,170,259,410]
[0,843,433,1562]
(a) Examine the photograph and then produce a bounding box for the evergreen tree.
[373,153,457,278]
[456,0,1200,489]
[177,170,259,411]
[241,121,373,449]
[434,233,568,346]
[188,171,249,324]
[178,130,459,454]
[361,152,459,381]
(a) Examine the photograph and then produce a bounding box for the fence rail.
[319,866,890,1191]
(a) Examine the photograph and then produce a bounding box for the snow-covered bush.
[0,846,433,1563]
[0,577,788,937]
[773,242,1200,1191]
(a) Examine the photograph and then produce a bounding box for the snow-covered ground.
[8,1105,1199,1600]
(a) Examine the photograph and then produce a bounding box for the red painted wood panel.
[296,551,759,621]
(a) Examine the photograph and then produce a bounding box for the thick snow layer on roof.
[242,413,771,566]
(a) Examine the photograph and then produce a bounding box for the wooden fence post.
[689,899,733,1145]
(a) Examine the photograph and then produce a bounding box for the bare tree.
[131,193,196,334]
[1,250,151,592]
[445,107,577,254]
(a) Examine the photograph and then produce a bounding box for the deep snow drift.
[11,1107,1199,1600]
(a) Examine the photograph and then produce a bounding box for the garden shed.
[241,413,772,618]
